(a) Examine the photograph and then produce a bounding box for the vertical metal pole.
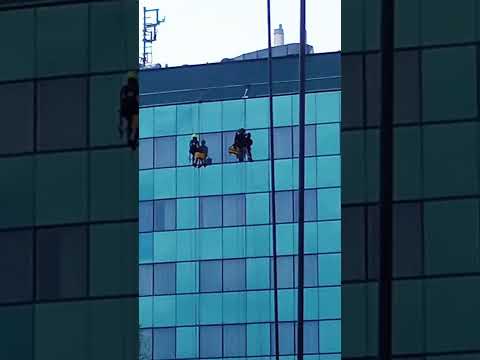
[297,0,306,360]
[267,1,280,360]
[379,0,394,358]
[143,7,147,66]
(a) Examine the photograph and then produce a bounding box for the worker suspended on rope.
[228,128,252,162]
[189,134,200,166]
[194,140,209,168]
[119,71,139,150]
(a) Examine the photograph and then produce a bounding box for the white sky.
[139,0,341,67]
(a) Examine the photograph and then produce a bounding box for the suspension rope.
[266,2,280,360]
[297,1,307,360]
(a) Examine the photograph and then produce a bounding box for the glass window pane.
[200,132,222,165]
[154,263,176,295]
[154,136,176,168]
[177,198,199,230]
[0,9,35,81]
[293,189,318,222]
[0,82,33,154]
[246,97,269,129]
[154,168,177,199]
[275,191,293,223]
[139,264,153,296]
[36,226,87,300]
[394,51,420,124]
[177,103,197,135]
[223,259,246,291]
[37,5,88,76]
[223,195,245,226]
[200,260,222,292]
[305,254,319,287]
[154,106,176,136]
[199,196,222,228]
[247,258,270,290]
[224,324,246,357]
[247,193,270,225]
[153,328,176,360]
[249,128,269,161]
[293,125,316,157]
[200,102,222,133]
[223,131,237,163]
[37,78,87,151]
[200,326,222,358]
[140,139,154,170]
[423,122,478,197]
[319,254,341,286]
[139,201,154,233]
[316,91,341,123]
[271,322,295,355]
[422,0,475,45]
[422,46,477,122]
[317,123,340,156]
[274,127,292,159]
[319,320,341,353]
[247,323,270,356]
[276,256,294,289]
[273,95,293,127]
[304,321,320,354]
[176,327,198,358]
[0,230,33,303]
[317,156,341,188]
[154,199,176,231]
[139,329,153,360]
[140,233,154,264]
[222,99,245,131]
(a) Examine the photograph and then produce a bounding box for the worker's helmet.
[191,133,198,139]
[127,71,138,80]
[239,128,246,133]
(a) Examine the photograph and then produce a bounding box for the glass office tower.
[139,53,341,360]
[0,1,138,359]
[343,1,480,359]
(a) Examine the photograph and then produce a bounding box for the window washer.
[119,71,139,150]
[245,132,253,162]
[229,128,247,162]
[189,134,200,166]
[195,140,209,168]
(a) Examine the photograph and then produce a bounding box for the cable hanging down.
[266,2,280,360]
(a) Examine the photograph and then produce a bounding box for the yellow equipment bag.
[228,146,239,156]
[195,152,206,160]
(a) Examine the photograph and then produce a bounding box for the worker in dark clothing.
[234,128,247,162]
[245,132,253,162]
[189,134,200,166]
[119,71,139,150]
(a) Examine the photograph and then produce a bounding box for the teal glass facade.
[139,54,340,360]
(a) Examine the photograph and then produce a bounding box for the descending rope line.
[266,2,280,360]
[297,1,307,360]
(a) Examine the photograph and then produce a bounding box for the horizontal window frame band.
[343,271,480,285]
[139,283,342,298]
[140,121,340,141]
[140,318,341,330]
[0,292,137,308]
[140,251,342,266]
[139,217,341,235]
[0,218,138,233]
[343,39,480,56]
[140,153,342,172]
[342,194,480,208]
[0,66,135,87]
[0,0,117,12]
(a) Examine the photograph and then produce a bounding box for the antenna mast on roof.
[140,7,165,67]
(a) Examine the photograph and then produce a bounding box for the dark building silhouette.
[342,1,480,359]
[0,0,139,359]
